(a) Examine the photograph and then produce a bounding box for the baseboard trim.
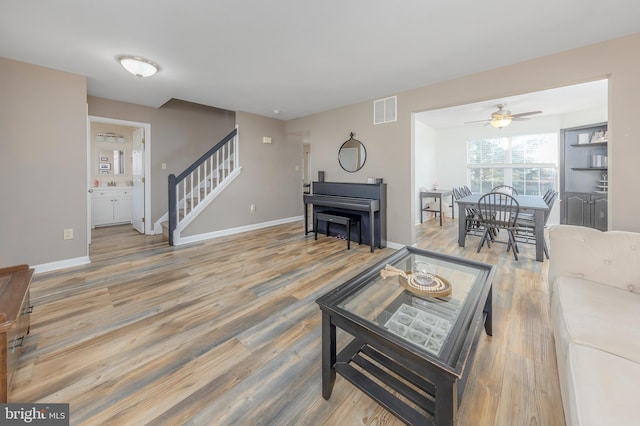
[174,216,304,246]
[33,256,91,274]
[385,241,404,250]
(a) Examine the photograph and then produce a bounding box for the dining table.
[455,194,549,262]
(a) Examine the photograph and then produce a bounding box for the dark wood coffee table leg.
[322,312,336,399]
[434,378,457,426]
[484,286,493,336]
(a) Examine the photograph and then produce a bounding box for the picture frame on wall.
[99,163,111,170]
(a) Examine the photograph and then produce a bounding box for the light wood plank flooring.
[12,217,565,425]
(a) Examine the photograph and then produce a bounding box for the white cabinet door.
[113,192,133,224]
[92,189,133,227]
[92,195,114,227]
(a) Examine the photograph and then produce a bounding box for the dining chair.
[453,187,482,234]
[516,190,558,259]
[491,185,519,195]
[476,192,520,260]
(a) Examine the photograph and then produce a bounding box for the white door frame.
[87,115,152,238]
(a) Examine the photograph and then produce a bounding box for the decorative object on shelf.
[591,154,607,168]
[99,163,111,170]
[591,130,605,143]
[595,173,609,193]
[375,178,383,184]
[338,132,366,172]
[578,133,590,144]
[318,171,325,182]
[380,264,452,297]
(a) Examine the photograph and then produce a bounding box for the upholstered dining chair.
[477,192,521,260]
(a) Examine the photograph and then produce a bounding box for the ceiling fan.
[465,104,542,128]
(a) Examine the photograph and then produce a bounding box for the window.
[467,133,557,195]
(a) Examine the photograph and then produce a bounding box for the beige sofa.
[548,225,640,426]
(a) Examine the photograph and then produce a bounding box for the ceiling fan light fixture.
[118,56,159,78]
[490,117,512,128]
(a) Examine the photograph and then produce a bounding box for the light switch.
[64,228,74,240]
[161,163,167,169]
[262,137,272,144]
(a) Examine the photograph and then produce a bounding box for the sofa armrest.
[548,225,640,295]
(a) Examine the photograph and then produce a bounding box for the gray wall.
[1,57,87,267]
[286,33,640,246]
[184,111,300,236]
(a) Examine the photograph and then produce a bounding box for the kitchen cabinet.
[92,188,132,227]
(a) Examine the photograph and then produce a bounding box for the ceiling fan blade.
[510,110,542,118]
[511,117,531,121]
[464,119,491,124]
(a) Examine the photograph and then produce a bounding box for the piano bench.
[314,211,362,250]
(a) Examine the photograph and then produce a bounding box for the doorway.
[412,79,608,228]
[88,116,152,246]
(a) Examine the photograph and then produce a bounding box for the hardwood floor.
[12,218,565,425]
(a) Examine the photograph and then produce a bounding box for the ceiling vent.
[374,96,397,125]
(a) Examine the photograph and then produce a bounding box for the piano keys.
[304,181,387,252]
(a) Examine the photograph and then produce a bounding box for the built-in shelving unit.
[560,122,608,231]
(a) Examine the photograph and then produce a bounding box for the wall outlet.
[250,204,256,213]
[63,228,74,240]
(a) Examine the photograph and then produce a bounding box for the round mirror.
[338,133,366,172]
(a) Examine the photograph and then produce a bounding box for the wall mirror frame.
[338,132,367,172]
[99,149,126,175]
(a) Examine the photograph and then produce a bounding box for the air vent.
[373,96,397,124]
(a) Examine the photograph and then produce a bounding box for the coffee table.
[316,246,495,425]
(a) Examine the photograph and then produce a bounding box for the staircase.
[163,128,240,245]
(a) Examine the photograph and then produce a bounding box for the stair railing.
[168,128,238,245]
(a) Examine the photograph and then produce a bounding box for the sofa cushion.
[566,343,640,426]
[552,276,640,364]
[549,225,640,295]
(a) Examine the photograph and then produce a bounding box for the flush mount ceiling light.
[117,56,159,78]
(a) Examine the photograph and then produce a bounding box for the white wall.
[414,120,438,222]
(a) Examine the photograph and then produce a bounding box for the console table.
[0,264,34,402]
[420,190,454,226]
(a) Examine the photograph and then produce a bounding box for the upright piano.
[303,181,387,252]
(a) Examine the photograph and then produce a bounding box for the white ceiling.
[415,79,608,129]
[1,1,638,120]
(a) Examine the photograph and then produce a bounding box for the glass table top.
[331,248,493,363]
